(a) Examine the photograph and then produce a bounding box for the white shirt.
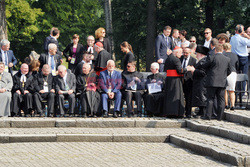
[204,38,212,48]
[20,73,27,82]
[63,72,68,86]
[182,56,190,68]
[1,49,8,65]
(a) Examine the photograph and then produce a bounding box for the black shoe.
[225,105,230,109]
[230,106,235,111]
[201,116,211,120]
[82,113,87,118]
[103,111,108,118]
[93,114,97,118]
[60,114,64,117]
[113,112,118,118]
[137,112,142,117]
[185,115,192,119]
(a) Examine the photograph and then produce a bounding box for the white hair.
[1,39,10,47]
[58,65,66,71]
[107,60,115,66]
[151,62,159,69]
[48,43,57,50]
[83,63,91,69]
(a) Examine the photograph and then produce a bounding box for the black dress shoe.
[225,105,230,109]
[201,116,211,120]
[230,106,235,111]
[185,115,192,119]
[103,111,108,118]
[113,112,118,118]
[137,112,142,117]
[93,114,97,118]
[82,113,87,118]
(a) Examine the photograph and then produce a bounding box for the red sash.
[166,69,183,77]
[96,67,107,76]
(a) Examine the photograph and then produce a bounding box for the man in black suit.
[74,52,94,77]
[12,63,34,117]
[33,64,56,117]
[39,43,62,76]
[44,27,62,55]
[201,44,232,120]
[208,38,218,56]
[180,47,197,118]
[171,29,180,49]
[155,26,173,72]
[83,35,98,64]
[0,39,18,75]
[55,65,76,117]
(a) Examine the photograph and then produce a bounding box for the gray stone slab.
[9,134,57,143]
[0,120,10,128]
[113,134,168,142]
[0,135,9,143]
[76,120,135,128]
[56,120,76,127]
[135,120,185,128]
[56,134,113,142]
[11,120,56,128]
[206,126,220,136]
[245,156,250,166]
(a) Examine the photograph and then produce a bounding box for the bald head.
[82,63,91,75]
[21,63,29,75]
[42,64,51,76]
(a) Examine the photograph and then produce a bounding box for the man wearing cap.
[163,46,194,118]
[190,45,209,117]
[94,42,113,76]
[180,47,197,118]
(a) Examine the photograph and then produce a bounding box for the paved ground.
[0,142,229,167]
[225,109,250,117]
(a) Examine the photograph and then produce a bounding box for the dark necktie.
[4,51,8,65]
[183,58,187,68]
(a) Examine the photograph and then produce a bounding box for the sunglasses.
[190,41,196,42]
[204,32,210,34]
[183,52,189,54]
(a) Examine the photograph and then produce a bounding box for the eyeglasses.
[204,32,210,34]
[190,41,196,43]
[183,52,189,54]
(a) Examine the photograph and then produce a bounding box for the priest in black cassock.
[12,63,34,117]
[33,64,56,117]
[144,62,165,117]
[122,61,145,117]
[94,42,112,76]
[163,46,194,118]
[76,63,101,117]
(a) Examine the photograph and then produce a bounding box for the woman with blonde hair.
[120,41,135,71]
[223,43,239,110]
[95,27,111,53]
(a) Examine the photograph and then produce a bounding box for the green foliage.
[5,0,44,62]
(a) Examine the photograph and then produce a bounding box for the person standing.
[83,35,97,64]
[180,47,197,118]
[63,34,84,73]
[120,41,135,71]
[201,44,232,120]
[0,62,13,117]
[163,46,194,118]
[95,27,111,53]
[155,26,173,72]
[204,28,213,49]
[44,27,62,56]
[0,39,18,75]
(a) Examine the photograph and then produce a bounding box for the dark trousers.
[12,92,33,115]
[205,87,225,120]
[183,81,193,117]
[238,56,248,92]
[125,91,142,114]
[80,91,101,115]
[144,92,164,116]
[33,92,55,115]
[57,94,75,115]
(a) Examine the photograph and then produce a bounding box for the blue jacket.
[99,70,122,93]
[0,50,18,74]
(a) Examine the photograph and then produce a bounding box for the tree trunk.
[104,0,114,58]
[217,0,226,30]
[0,0,7,41]
[204,0,214,29]
[146,0,156,71]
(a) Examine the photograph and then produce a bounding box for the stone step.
[169,130,250,166]
[0,128,187,143]
[224,110,250,127]
[0,117,186,128]
[186,119,250,144]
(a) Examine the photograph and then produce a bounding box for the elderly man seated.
[12,63,34,117]
[144,62,165,117]
[55,65,76,117]
[76,63,101,117]
[33,64,56,117]
[99,60,122,118]
[0,62,13,117]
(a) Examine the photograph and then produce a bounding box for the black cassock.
[192,57,207,107]
[12,71,34,115]
[163,54,187,117]
[144,73,165,116]
[76,72,101,116]
[94,49,112,75]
